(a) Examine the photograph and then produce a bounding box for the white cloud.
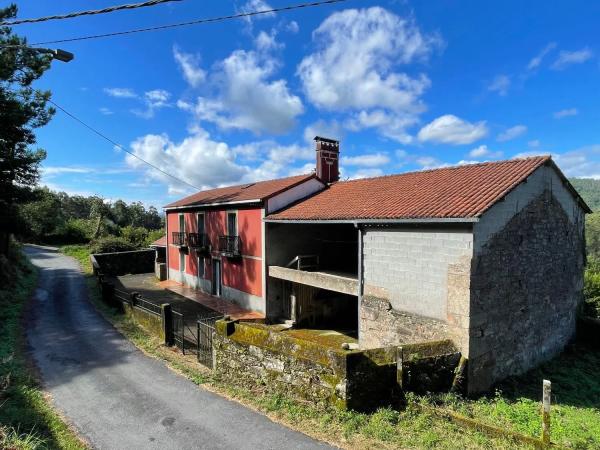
[527,43,556,70]
[528,139,541,148]
[173,47,206,88]
[303,120,342,144]
[554,108,578,119]
[497,124,527,142]
[42,166,94,176]
[552,145,600,178]
[417,114,488,145]
[103,87,137,98]
[341,153,390,167]
[286,20,299,33]
[551,48,593,70]
[254,30,283,51]
[415,156,449,170]
[183,49,303,134]
[468,144,503,159]
[239,0,275,23]
[132,89,171,119]
[488,75,510,96]
[348,168,384,179]
[345,110,418,144]
[126,128,315,194]
[298,7,441,142]
[99,107,113,115]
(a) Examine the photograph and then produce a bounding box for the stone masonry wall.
[362,226,473,321]
[360,295,449,349]
[468,190,585,392]
[92,249,155,276]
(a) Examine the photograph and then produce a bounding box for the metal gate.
[197,314,223,368]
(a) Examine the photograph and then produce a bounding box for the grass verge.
[61,244,599,449]
[0,244,86,450]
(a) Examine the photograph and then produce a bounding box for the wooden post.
[542,379,551,446]
[161,303,173,346]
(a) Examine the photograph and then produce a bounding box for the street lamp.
[0,45,74,62]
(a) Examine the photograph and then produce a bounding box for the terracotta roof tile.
[165,174,315,208]
[267,156,555,221]
[150,235,166,247]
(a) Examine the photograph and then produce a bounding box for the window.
[197,213,205,235]
[179,213,185,232]
[227,212,237,236]
[198,256,205,278]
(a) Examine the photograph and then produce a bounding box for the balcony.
[172,231,187,247]
[188,232,210,253]
[218,235,241,257]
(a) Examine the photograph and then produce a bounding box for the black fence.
[96,270,223,369]
[218,235,241,257]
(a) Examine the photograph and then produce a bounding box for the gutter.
[263,217,480,225]
[164,199,262,211]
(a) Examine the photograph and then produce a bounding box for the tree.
[0,4,54,254]
[19,188,65,240]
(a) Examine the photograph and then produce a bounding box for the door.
[212,259,222,297]
[179,250,185,280]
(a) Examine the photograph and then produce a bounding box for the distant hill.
[570,178,600,212]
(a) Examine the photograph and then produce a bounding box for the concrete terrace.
[110,273,264,321]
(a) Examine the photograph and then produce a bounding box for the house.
[163,154,328,314]
[165,136,589,392]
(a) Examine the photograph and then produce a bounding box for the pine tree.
[0,4,54,254]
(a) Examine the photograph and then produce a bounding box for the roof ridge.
[334,155,551,185]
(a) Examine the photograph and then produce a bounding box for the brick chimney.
[314,136,340,184]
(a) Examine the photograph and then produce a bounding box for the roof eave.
[163,198,262,211]
[263,217,480,224]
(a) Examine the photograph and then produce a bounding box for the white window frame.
[197,212,206,235]
[198,255,205,278]
[178,213,185,232]
[226,210,238,237]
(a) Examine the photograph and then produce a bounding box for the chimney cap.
[314,136,339,145]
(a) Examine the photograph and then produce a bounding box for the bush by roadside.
[0,242,86,449]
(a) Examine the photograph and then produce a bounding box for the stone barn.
[265,155,589,392]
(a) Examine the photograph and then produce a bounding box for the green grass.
[64,243,600,448]
[61,245,535,449]
[417,343,600,449]
[0,244,86,450]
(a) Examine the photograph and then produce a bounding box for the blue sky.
[13,0,600,208]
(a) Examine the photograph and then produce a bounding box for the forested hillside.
[571,178,600,317]
[570,178,600,211]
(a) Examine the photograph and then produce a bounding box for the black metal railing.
[218,235,241,257]
[172,231,187,246]
[197,314,224,368]
[187,232,209,249]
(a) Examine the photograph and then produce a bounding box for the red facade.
[166,207,263,298]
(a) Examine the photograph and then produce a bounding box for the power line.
[28,0,347,46]
[45,98,201,191]
[0,0,183,26]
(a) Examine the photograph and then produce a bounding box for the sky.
[10,0,600,208]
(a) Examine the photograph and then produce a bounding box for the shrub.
[583,268,600,318]
[145,229,165,247]
[56,218,94,244]
[89,236,136,254]
[120,225,149,248]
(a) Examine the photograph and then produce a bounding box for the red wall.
[166,206,263,297]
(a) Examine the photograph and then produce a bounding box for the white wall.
[266,178,325,214]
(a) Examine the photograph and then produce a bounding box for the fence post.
[101,281,114,304]
[130,291,139,307]
[162,303,173,346]
[542,379,551,446]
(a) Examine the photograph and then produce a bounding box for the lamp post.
[0,45,74,62]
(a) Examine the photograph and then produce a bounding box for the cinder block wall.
[468,165,586,392]
[362,226,473,321]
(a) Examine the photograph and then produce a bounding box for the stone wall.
[92,249,155,276]
[362,226,473,321]
[214,320,461,410]
[360,295,449,349]
[468,190,585,392]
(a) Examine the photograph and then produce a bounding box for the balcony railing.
[188,232,210,250]
[218,235,241,257]
[172,231,187,247]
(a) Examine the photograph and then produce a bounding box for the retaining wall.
[214,320,460,410]
[91,249,155,276]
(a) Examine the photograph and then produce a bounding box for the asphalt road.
[24,245,331,450]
